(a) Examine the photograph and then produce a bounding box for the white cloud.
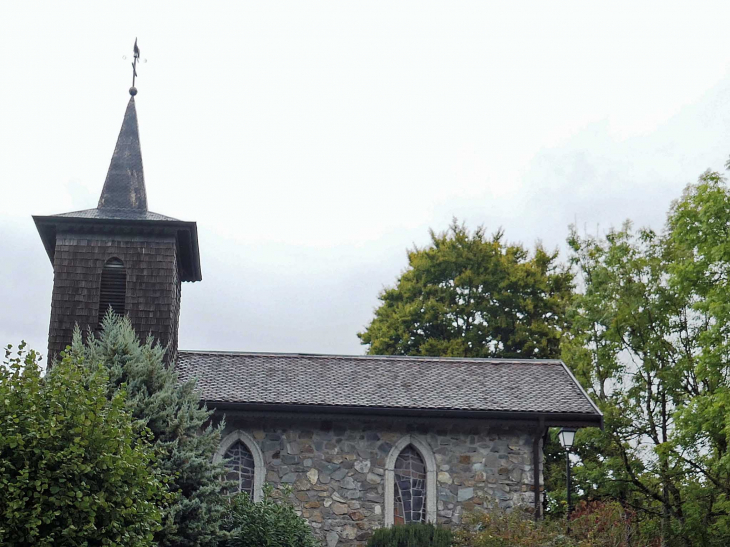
[2,0,730,357]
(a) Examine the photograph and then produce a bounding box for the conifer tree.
[71,312,226,547]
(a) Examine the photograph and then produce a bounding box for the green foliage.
[367,522,452,547]
[0,341,167,546]
[359,219,574,359]
[72,313,226,547]
[219,486,318,547]
[564,167,730,546]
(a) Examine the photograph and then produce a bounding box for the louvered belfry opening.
[97,257,126,326]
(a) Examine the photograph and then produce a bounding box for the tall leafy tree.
[667,170,730,542]
[71,313,227,547]
[566,222,689,545]
[565,168,730,546]
[359,219,574,358]
[0,342,167,546]
[359,221,575,522]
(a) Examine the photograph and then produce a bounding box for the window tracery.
[214,430,264,502]
[224,440,256,497]
[384,435,437,526]
[394,445,426,524]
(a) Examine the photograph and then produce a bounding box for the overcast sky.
[2,1,730,362]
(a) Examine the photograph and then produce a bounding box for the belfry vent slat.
[97,258,126,324]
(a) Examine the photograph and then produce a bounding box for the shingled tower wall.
[34,93,201,364]
[47,233,181,362]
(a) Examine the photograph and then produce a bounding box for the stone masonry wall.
[218,411,542,547]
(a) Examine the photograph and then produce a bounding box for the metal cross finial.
[130,38,140,96]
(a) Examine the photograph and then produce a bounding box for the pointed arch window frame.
[214,430,265,502]
[384,435,437,526]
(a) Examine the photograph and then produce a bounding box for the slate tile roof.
[176,351,601,418]
[97,96,147,211]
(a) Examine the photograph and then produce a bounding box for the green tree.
[0,342,167,546]
[71,314,226,547]
[566,222,686,544]
[666,170,730,542]
[358,220,575,521]
[565,168,730,546]
[359,220,574,358]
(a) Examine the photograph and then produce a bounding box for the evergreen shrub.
[366,523,453,547]
[219,486,318,547]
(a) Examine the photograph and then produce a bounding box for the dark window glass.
[224,441,256,497]
[394,445,426,524]
[97,258,126,326]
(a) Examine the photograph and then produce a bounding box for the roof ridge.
[177,349,562,364]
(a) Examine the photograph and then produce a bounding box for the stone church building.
[34,91,602,546]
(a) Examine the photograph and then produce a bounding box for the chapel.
[34,89,602,546]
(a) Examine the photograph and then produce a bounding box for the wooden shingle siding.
[48,231,181,364]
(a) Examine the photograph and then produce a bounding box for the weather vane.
[129,38,140,96]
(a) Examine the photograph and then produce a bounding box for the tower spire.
[34,38,201,361]
[97,96,147,210]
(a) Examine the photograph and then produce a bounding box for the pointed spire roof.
[97,96,147,210]
[33,91,203,282]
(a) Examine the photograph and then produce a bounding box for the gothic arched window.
[98,257,126,326]
[385,435,437,526]
[224,441,256,497]
[394,446,426,524]
[214,430,265,501]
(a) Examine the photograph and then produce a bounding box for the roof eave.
[32,214,202,282]
[202,400,604,428]
[559,361,604,420]
[33,215,57,263]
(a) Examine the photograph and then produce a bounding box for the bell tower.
[34,88,202,363]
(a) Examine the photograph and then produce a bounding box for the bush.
[0,342,167,546]
[569,501,645,547]
[367,523,453,547]
[454,502,655,547]
[454,506,571,547]
[219,486,318,547]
